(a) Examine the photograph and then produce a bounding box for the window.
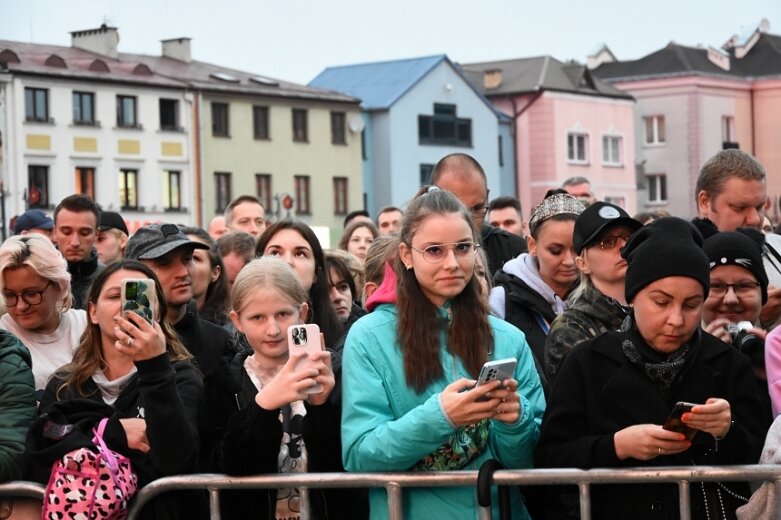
[604,196,625,208]
[292,109,308,142]
[25,88,48,122]
[27,165,49,208]
[119,169,139,210]
[333,177,348,215]
[602,135,622,165]
[164,170,181,210]
[643,115,665,145]
[418,103,472,146]
[567,133,588,163]
[331,112,346,145]
[420,164,435,186]
[117,95,138,128]
[212,102,229,137]
[255,174,272,212]
[253,106,270,140]
[647,174,667,203]
[75,167,95,199]
[72,91,95,125]
[159,99,180,131]
[294,175,311,214]
[215,172,232,212]
[722,116,738,149]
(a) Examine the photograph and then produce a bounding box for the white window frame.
[646,174,667,204]
[601,134,623,166]
[567,132,589,164]
[643,115,665,146]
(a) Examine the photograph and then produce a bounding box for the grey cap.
[125,223,208,260]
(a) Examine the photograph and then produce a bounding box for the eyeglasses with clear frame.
[410,241,480,263]
[709,281,762,298]
[596,234,632,251]
[3,281,53,307]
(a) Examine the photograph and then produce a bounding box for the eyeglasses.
[470,205,488,218]
[3,281,53,307]
[410,242,480,263]
[596,234,632,250]
[709,281,761,297]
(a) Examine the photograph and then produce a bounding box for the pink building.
[592,20,781,220]
[461,56,637,219]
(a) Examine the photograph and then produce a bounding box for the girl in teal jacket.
[342,189,545,519]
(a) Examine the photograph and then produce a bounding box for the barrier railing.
[0,481,45,500]
[125,465,781,520]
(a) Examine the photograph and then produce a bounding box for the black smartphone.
[662,401,700,440]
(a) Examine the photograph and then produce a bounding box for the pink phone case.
[286,324,324,394]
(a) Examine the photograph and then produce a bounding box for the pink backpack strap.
[92,418,119,473]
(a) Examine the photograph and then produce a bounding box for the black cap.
[14,209,53,234]
[99,211,129,236]
[622,217,710,303]
[573,202,642,254]
[704,229,768,304]
[125,223,208,260]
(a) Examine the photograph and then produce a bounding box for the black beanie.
[622,217,710,303]
[703,229,768,304]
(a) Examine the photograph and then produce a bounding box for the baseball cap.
[573,202,642,254]
[99,211,129,236]
[14,209,54,234]
[125,223,208,260]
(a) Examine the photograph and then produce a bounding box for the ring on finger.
[125,336,134,346]
[658,447,662,455]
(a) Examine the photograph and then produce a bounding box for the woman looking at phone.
[342,189,545,519]
[0,235,87,395]
[201,257,365,519]
[534,218,768,518]
[28,260,201,519]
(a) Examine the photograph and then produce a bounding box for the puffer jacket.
[0,330,36,482]
[544,282,628,383]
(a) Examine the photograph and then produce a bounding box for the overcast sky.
[1,0,779,84]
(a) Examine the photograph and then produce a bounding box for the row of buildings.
[1,20,780,239]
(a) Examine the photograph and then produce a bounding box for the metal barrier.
[0,481,45,500]
[126,465,781,520]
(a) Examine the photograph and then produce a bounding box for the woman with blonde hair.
[0,234,87,393]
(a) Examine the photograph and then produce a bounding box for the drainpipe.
[192,92,203,226]
[509,90,544,218]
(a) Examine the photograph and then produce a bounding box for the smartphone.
[286,324,324,394]
[662,401,700,441]
[475,358,517,402]
[120,279,157,324]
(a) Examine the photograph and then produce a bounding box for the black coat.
[534,328,769,520]
[481,224,527,278]
[200,350,368,520]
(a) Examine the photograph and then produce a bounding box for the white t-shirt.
[0,309,88,391]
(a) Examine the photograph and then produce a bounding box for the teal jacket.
[0,330,36,482]
[342,304,545,519]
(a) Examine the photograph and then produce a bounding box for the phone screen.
[662,402,699,440]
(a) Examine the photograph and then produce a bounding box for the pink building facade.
[461,57,637,220]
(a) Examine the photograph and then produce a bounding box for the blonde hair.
[0,235,72,313]
[231,257,308,315]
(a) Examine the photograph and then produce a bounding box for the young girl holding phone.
[202,257,366,519]
[341,189,545,519]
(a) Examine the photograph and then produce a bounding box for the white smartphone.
[286,324,324,394]
[475,358,517,401]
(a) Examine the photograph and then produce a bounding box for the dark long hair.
[256,220,343,348]
[396,190,492,391]
[57,260,192,398]
[179,225,229,325]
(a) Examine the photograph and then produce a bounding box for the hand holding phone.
[662,401,700,441]
[287,324,325,394]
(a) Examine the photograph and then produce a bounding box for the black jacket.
[174,300,235,376]
[535,328,769,519]
[201,350,368,520]
[481,224,526,278]
[28,354,203,520]
[67,248,104,310]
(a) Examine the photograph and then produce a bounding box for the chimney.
[70,24,119,59]
[483,69,503,90]
[161,38,191,63]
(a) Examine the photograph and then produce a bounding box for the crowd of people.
[0,148,780,519]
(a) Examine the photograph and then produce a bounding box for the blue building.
[310,55,515,215]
